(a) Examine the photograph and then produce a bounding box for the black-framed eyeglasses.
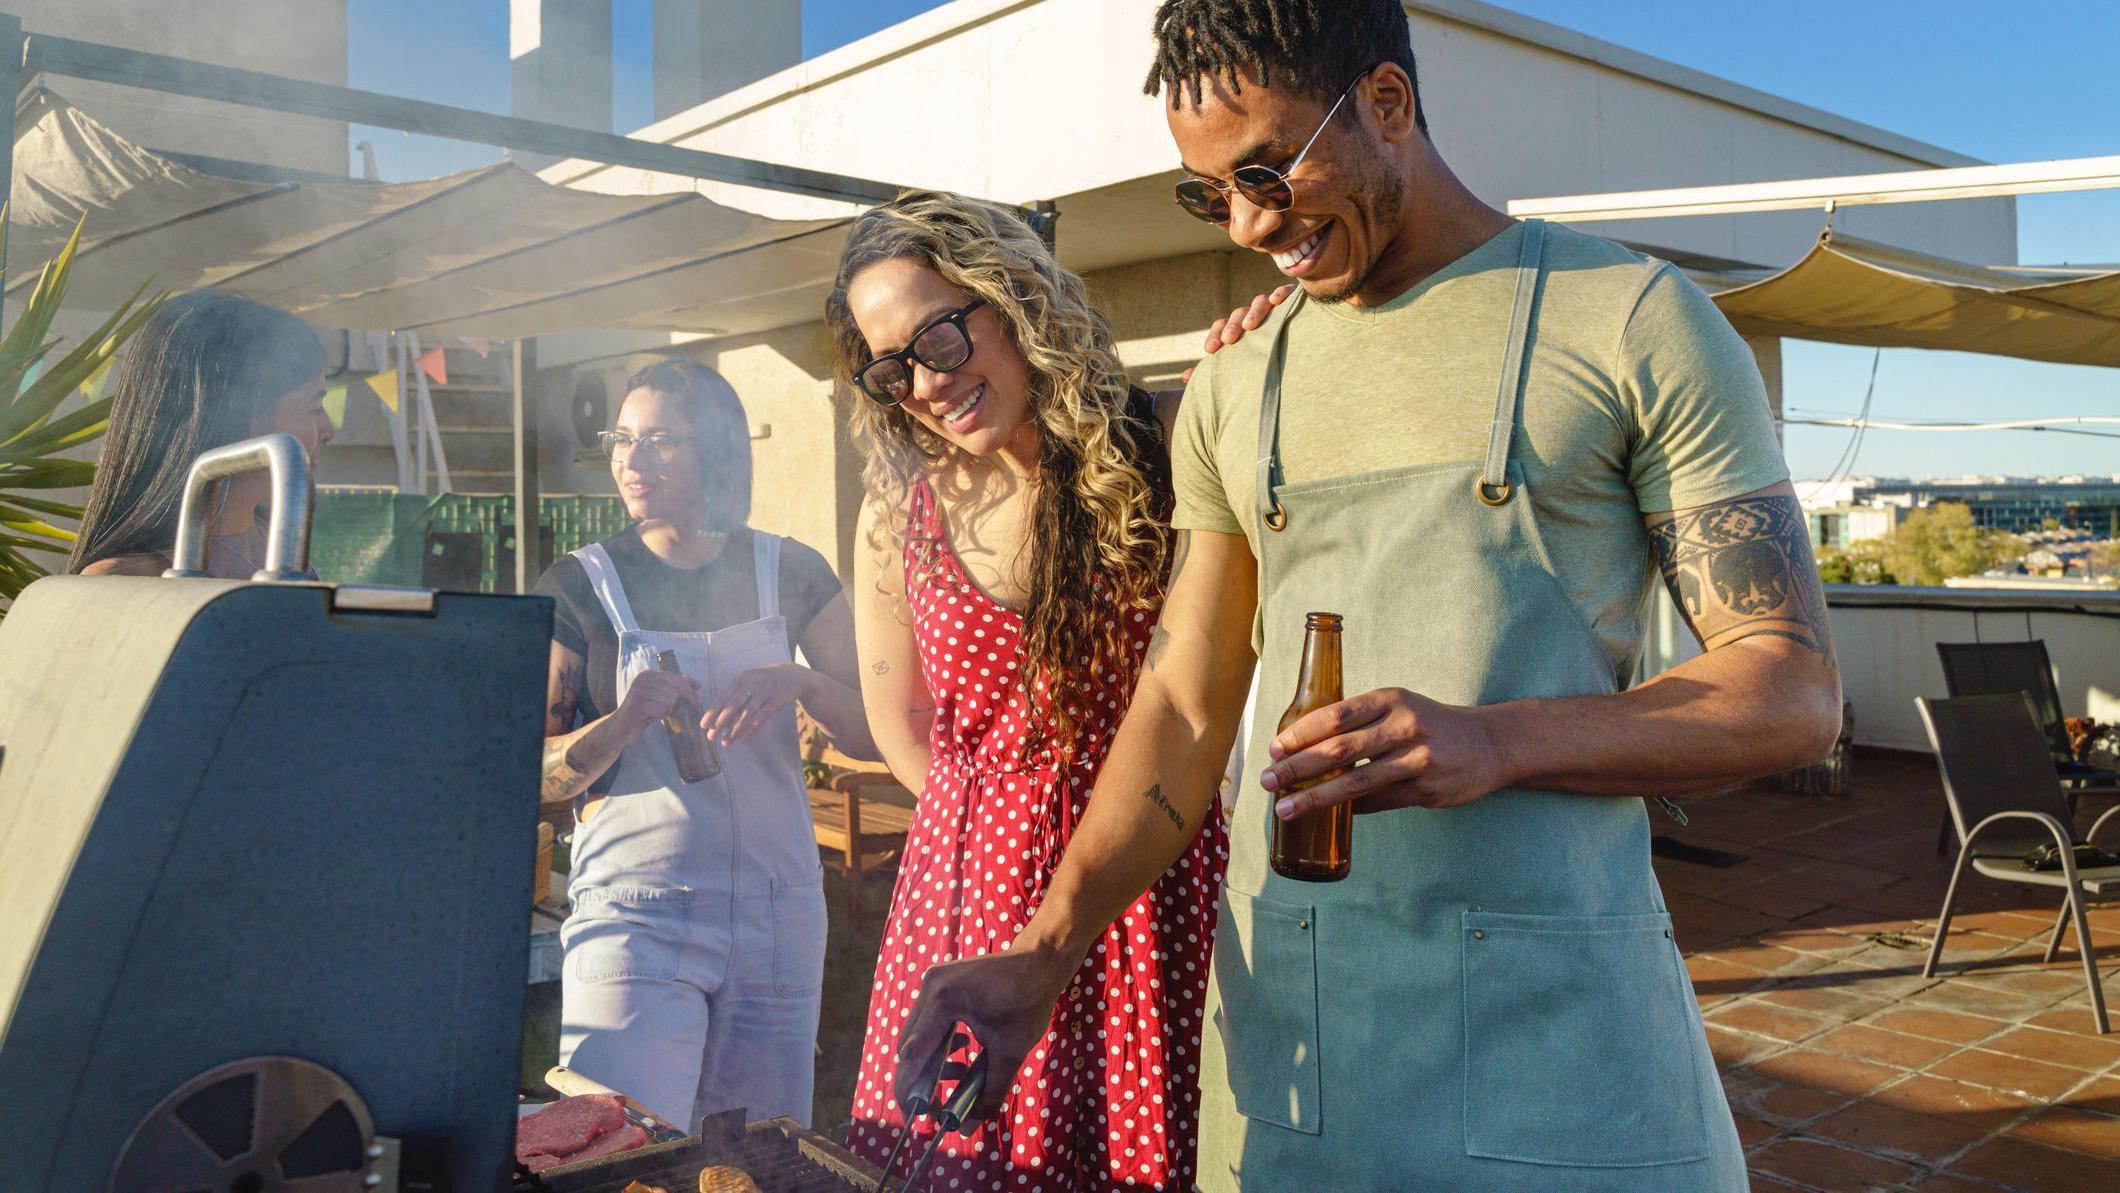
[854,298,986,407]
[1172,66,1377,224]
[596,431,695,462]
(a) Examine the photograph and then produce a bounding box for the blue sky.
[347,0,2120,480]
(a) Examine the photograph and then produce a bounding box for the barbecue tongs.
[873,1026,991,1193]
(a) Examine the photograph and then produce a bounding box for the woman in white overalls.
[534,360,874,1131]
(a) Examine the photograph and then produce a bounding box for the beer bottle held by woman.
[653,649,721,782]
[1272,612,1352,882]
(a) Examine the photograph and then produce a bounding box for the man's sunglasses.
[1172,67,1375,224]
[854,298,986,407]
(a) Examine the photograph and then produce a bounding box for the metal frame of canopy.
[0,11,926,592]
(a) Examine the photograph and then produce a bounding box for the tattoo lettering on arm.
[1143,783,1185,831]
[1648,492,1836,664]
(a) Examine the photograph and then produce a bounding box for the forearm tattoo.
[540,739,591,805]
[1648,494,1836,664]
[1144,783,1185,831]
[541,660,588,804]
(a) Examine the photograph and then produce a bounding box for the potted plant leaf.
[0,215,165,617]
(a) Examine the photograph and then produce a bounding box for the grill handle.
[162,433,312,581]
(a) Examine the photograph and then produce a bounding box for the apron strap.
[572,543,641,636]
[752,530,782,621]
[1478,219,1547,506]
[1254,291,1308,533]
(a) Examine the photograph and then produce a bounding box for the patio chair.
[1918,693,2119,1034]
[799,713,915,920]
[1932,640,2120,852]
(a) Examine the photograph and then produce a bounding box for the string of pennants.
[316,339,486,429]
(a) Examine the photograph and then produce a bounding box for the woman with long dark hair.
[828,191,1230,1191]
[532,359,872,1133]
[69,290,331,578]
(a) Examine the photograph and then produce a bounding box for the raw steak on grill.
[564,1122,650,1162]
[517,1094,627,1162]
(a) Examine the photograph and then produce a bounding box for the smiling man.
[893,2,1841,1188]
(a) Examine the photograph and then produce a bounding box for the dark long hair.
[68,291,325,572]
[621,359,752,535]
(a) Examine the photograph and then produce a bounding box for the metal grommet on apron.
[1201,220,1745,1190]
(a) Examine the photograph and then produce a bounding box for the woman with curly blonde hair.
[827,190,1234,1191]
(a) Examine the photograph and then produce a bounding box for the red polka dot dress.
[846,480,1228,1192]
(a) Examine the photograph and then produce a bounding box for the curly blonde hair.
[825,190,1171,758]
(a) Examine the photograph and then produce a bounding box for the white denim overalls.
[558,531,827,1131]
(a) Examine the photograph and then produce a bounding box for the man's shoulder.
[1538,222,1672,295]
[1187,300,1296,411]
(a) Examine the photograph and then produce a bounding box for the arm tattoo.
[1143,783,1185,831]
[1648,493,1836,664]
[871,659,891,676]
[541,660,588,804]
[548,660,583,730]
[541,739,591,805]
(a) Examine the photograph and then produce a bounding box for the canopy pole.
[20,31,904,205]
[512,338,539,596]
[0,11,22,339]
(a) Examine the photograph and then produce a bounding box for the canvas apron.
[1196,221,1745,1190]
[559,531,827,1129]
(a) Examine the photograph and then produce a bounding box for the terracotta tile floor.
[1671,748,2120,1190]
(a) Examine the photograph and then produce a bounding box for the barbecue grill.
[0,438,550,1189]
[519,1111,883,1193]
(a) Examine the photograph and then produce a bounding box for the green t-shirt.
[1172,221,1787,682]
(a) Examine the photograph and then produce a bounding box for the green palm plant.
[0,215,165,615]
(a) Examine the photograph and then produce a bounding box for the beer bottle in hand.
[653,649,721,782]
[1271,612,1351,882]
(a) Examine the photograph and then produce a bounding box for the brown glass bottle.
[1270,613,1351,882]
[654,649,721,782]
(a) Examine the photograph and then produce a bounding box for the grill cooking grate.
[521,1113,882,1193]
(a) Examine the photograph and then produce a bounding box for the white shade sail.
[1692,227,2120,367]
[6,89,849,339]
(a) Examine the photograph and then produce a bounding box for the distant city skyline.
[347,0,2120,481]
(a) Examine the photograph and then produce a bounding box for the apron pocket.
[1460,909,1709,1167]
[1217,890,1322,1136]
[770,871,828,998]
[564,886,692,983]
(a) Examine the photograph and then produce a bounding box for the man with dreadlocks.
[896,1,1839,1189]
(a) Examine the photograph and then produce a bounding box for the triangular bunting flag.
[457,336,491,359]
[415,346,448,386]
[321,384,348,429]
[366,369,400,414]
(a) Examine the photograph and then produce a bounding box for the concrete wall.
[15,0,348,176]
[1826,590,2120,753]
[652,0,802,122]
[1641,586,2120,753]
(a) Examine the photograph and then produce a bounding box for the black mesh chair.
[1932,640,2120,852]
[1919,693,2119,1033]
